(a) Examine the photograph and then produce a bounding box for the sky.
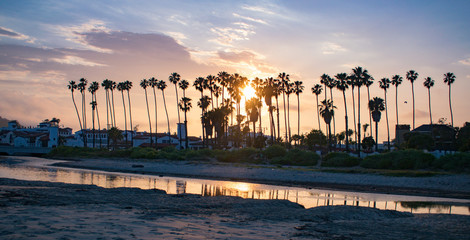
[0,0,469,141]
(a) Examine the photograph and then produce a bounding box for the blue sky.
[1,0,469,139]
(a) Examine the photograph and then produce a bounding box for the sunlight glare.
[243,84,256,99]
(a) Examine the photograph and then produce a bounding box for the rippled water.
[1,156,469,215]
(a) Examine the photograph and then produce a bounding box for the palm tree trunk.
[105,90,110,149]
[375,121,378,152]
[342,91,349,151]
[92,104,95,148]
[200,92,205,148]
[287,94,291,143]
[330,88,336,142]
[152,87,158,148]
[183,89,189,150]
[276,96,280,141]
[357,86,361,157]
[174,84,182,149]
[111,89,116,127]
[95,95,101,148]
[161,90,171,144]
[351,88,357,151]
[71,92,83,146]
[316,95,321,131]
[259,103,262,135]
[367,86,372,137]
[297,94,300,143]
[144,89,152,147]
[395,85,399,146]
[127,90,133,147]
[428,88,432,125]
[121,91,128,147]
[449,85,453,128]
[385,91,390,151]
[412,82,415,129]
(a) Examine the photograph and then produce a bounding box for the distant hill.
[0,116,11,128]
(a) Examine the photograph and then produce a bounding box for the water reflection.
[0,158,469,215]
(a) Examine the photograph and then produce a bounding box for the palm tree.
[252,77,264,135]
[320,74,329,100]
[347,74,357,151]
[217,71,230,103]
[285,81,294,143]
[293,81,304,144]
[109,80,117,127]
[311,84,323,132]
[334,73,349,151]
[149,77,158,144]
[325,75,337,139]
[273,78,281,141]
[352,67,368,156]
[443,72,456,128]
[264,77,276,142]
[245,98,260,145]
[124,80,133,146]
[406,70,419,129]
[77,78,88,146]
[169,72,182,149]
[88,82,100,148]
[67,80,84,146]
[423,77,435,125]
[278,72,289,143]
[391,75,403,146]
[117,82,128,147]
[157,80,171,144]
[101,79,111,131]
[379,78,391,150]
[179,97,192,149]
[369,97,385,152]
[140,78,152,147]
[179,79,190,149]
[197,95,211,146]
[194,77,206,147]
[319,99,336,152]
[206,75,217,109]
[364,74,374,137]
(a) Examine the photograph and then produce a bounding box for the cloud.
[459,57,470,66]
[322,42,347,55]
[165,32,187,45]
[232,13,268,25]
[210,22,255,46]
[50,55,106,67]
[241,5,275,15]
[0,26,36,43]
[53,20,113,53]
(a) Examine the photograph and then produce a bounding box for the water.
[1,156,469,215]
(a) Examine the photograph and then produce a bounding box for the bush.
[360,149,435,170]
[263,145,287,159]
[130,147,157,159]
[432,152,470,172]
[405,133,435,150]
[270,149,319,166]
[322,152,360,167]
[216,148,261,163]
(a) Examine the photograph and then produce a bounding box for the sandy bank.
[0,178,469,239]
[51,157,470,199]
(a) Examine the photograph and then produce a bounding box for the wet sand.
[1,178,469,239]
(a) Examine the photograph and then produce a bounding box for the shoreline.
[47,156,470,200]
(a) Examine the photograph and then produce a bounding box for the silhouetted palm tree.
[179,97,192,149]
[319,99,336,152]
[245,98,260,145]
[325,75,337,139]
[140,79,152,147]
[286,80,294,143]
[352,67,368,156]
[206,75,217,109]
[406,70,419,129]
[264,77,276,142]
[169,72,182,149]
[369,97,385,152]
[194,77,206,147]
[273,78,281,141]
[67,80,84,146]
[117,82,128,146]
[278,72,289,143]
[347,74,357,151]
[364,75,374,137]
[77,78,88,131]
[149,77,158,144]
[391,74,403,146]
[252,77,264,134]
[101,79,112,131]
[179,79,190,149]
[334,73,349,151]
[423,77,435,125]
[124,80,133,146]
[197,95,211,146]
[88,81,100,148]
[157,80,171,144]
[90,100,97,148]
[293,81,304,144]
[379,78,391,150]
[311,84,323,132]
[443,72,456,128]
[109,80,117,127]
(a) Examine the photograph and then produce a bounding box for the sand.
[1,156,470,239]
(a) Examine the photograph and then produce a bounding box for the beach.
[1,156,470,239]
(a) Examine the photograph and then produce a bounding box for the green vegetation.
[360,149,435,170]
[269,149,319,166]
[321,152,360,167]
[432,152,470,172]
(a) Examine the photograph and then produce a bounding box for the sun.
[243,84,257,99]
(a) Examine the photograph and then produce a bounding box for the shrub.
[322,152,360,167]
[216,148,261,163]
[271,149,319,166]
[263,145,287,160]
[432,152,470,172]
[360,149,435,170]
[130,147,157,159]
